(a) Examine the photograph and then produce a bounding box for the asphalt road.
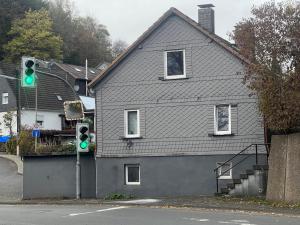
[0,204,299,225]
[0,157,22,201]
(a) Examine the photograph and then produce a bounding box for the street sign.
[32,129,40,138]
[0,136,10,143]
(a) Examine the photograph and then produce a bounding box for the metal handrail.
[214,143,270,193]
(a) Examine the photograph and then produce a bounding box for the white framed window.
[214,105,231,135]
[216,162,232,179]
[2,93,8,105]
[125,164,140,185]
[124,109,140,138]
[164,49,186,79]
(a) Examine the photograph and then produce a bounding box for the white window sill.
[121,136,143,140]
[215,132,232,135]
[218,176,232,180]
[125,182,141,185]
[164,75,186,80]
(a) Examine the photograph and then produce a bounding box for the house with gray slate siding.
[90,5,266,197]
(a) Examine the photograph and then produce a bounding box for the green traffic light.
[80,141,88,149]
[25,75,34,85]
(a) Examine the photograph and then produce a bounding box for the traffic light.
[21,56,36,87]
[76,123,89,152]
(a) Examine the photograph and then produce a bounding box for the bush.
[0,143,6,152]
[36,144,76,154]
[19,130,35,155]
[104,193,134,200]
[5,136,17,154]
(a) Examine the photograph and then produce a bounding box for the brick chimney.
[198,4,215,33]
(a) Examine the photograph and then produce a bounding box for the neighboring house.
[0,60,96,137]
[90,5,266,197]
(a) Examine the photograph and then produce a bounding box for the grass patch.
[216,196,300,209]
[104,193,134,200]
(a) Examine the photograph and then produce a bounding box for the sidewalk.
[0,153,23,174]
[3,196,299,216]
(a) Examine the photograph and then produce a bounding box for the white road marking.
[115,199,161,204]
[232,220,249,223]
[68,206,128,217]
[218,220,256,225]
[183,217,210,222]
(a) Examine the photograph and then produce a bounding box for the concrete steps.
[220,165,268,197]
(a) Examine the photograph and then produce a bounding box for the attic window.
[74,68,81,72]
[57,95,63,101]
[164,50,186,79]
[89,69,95,74]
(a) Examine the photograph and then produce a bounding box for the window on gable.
[124,110,140,138]
[164,50,186,79]
[2,93,8,105]
[216,162,232,179]
[214,105,231,135]
[125,164,140,185]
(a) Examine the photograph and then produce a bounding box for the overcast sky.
[72,0,275,45]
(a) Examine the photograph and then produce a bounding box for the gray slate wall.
[23,154,95,199]
[95,15,264,157]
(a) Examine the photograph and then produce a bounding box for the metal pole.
[216,175,219,194]
[16,69,21,156]
[85,59,88,96]
[255,144,258,165]
[76,122,81,199]
[76,150,81,199]
[34,75,37,152]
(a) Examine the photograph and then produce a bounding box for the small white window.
[2,93,8,105]
[217,162,232,179]
[74,68,81,72]
[164,50,186,79]
[214,105,231,135]
[36,114,44,128]
[124,110,140,138]
[125,164,140,185]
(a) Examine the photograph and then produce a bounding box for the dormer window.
[164,50,186,79]
[56,95,63,101]
[74,68,81,72]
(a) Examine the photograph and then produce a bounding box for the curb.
[0,199,299,216]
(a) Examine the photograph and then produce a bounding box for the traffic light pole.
[34,76,38,153]
[76,149,81,199]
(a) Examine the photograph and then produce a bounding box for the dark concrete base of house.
[23,154,96,199]
[96,154,267,198]
[22,153,267,199]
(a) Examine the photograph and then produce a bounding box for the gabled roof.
[0,61,77,111]
[89,7,249,88]
[54,62,99,81]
